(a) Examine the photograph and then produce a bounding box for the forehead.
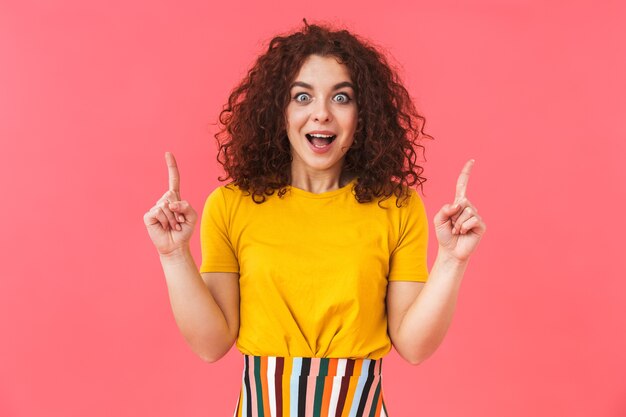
[291,54,353,87]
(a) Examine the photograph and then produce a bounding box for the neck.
[290,167,355,194]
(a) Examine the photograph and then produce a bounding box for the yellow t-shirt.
[199,177,429,359]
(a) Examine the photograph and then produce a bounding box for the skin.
[146,57,487,364]
[285,54,358,194]
[144,152,239,363]
[387,159,487,364]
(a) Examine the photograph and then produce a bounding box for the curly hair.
[215,18,433,206]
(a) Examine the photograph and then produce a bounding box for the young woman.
[144,20,486,417]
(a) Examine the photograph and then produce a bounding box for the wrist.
[436,248,470,268]
[159,245,192,263]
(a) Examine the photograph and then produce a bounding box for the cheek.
[343,109,358,131]
[286,106,307,124]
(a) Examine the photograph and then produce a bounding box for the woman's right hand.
[143,151,198,256]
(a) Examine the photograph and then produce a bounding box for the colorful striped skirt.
[233,355,389,417]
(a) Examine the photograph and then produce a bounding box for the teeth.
[306,133,336,148]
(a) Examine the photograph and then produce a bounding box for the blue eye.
[294,93,310,102]
[292,92,352,104]
[334,93,351,103]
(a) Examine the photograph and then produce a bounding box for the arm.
[387,253,468,365]
[388,159,486,365]
[144,152,239,363]
[160,246,239,363]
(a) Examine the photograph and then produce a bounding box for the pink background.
[1,0,624,416]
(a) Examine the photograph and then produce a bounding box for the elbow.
[199,347,227,363]
[396,346,432,366]
[406,353,432,366]
[407,356,426,366]
[198,335,237,364]
[401,352,424,366]
[201,354,222,364]
[413,347,439,366]
[392,324,448,366]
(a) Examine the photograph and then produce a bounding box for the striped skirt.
[233,355,389,417]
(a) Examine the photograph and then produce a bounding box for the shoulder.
[205,181,275,216]
[203,182,244,213]
[400,187,426,216]
[404,187,424,208]
[383,187,427,230]
[206,181,246,201]
[373,183,423,210]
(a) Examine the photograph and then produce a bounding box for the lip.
[307,130,336,135]
[305,134,334,154]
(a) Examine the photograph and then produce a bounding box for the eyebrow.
[289,81,355,91]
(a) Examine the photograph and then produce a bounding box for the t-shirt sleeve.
[388,190,429,282]
[198,187,239,273]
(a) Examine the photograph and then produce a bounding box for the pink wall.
[1,1,624,416]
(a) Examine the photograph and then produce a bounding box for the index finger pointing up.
[165,151,181,196]
[455,159,475,202]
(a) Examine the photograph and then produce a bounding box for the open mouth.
[306,134,337,148]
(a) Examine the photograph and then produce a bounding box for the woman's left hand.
[433,159,487,262]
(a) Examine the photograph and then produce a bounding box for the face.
[285,54,358,178]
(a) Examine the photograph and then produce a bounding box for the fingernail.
[169,202,177,209]
[176,224,182,231]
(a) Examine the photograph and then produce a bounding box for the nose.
[312,98,332,122]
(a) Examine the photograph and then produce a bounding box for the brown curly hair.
[215,19,433,206]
